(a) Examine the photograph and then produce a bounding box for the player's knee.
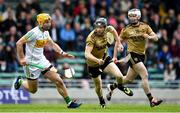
[141,74,148,80]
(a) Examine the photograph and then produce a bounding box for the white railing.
[38,79,180,89]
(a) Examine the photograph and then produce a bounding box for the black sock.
[98,96,104,103]
[117,84,125,91]
[147,93,153,101]
[110,83,118,90]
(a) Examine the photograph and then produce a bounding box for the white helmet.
[128,8,141,24]
[94,17,107,28]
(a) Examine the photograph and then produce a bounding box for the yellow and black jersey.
[86,25,115,67]
[120,22,153,55]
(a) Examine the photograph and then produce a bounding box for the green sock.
[98,96,104,102]
[19,79,23,85]
[64,96,72,105]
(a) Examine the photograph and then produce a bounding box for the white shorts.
[23,59,51,79]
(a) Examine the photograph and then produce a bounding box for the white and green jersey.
[24,26,51,69]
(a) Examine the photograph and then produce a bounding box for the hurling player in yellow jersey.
[15,13,81,108]
[85,18,133,108]
[106,9,163,107]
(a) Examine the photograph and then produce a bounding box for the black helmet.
[94,17,107,28]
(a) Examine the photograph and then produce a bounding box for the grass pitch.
[0,104,180,113]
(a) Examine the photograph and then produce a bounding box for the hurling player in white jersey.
[14,13,81,108]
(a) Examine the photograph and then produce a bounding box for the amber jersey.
[86,26,115,67]
[120,22,153,55]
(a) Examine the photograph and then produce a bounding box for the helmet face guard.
[37,13,51,26]
[128,9,141,24]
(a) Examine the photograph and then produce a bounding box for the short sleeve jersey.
[120,22,153,55]
[86,25,115,67]
[23,26,50,64]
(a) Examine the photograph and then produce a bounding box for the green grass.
[0,104,180,112]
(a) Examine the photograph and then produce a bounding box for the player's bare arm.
[118,28,126,45]
[116,33,130,63]
[46,38,74,58]
[110,27,124,61]
[142,32,158,41]
[16,37,27,66]
[46,37,63,54]
[85,45,104,65]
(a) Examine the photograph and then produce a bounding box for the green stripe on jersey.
[25,31,35,41]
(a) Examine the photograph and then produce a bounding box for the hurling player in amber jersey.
[15,13,81,108]
[106,9,163,107]
[85,18,133,108]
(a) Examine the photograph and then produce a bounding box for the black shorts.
[87,56,113,78]
[128,52,145,68]
[41,65,53,75]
